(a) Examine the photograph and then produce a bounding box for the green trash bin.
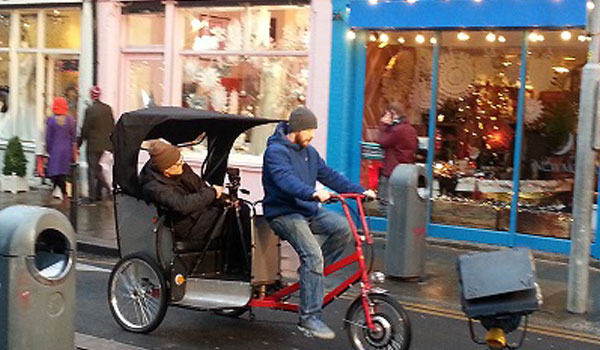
[0,206,76,350]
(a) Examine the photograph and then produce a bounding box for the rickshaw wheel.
[346,294,411,350]
[213,307,249,318]
[108,254,168,333]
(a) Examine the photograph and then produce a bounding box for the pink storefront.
[95,0,333,200]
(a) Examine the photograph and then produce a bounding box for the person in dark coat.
[262,107,376,340]
[140,140,225,248]
[46,97,76,201]
[79,86,115,203]
[377,101,418,215]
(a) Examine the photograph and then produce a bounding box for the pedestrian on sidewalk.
[46,97,77,201]
[377,100,418,216]
[79,86,115,204]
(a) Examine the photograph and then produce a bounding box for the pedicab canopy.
[111,107,281,198]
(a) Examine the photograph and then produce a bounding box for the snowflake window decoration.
[438,52,475,99]
[195,67,221,91]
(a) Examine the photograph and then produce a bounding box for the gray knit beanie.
[288,107,318,133]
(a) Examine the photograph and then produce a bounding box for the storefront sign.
[349,0,586,29]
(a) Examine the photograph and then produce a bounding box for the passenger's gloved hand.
[213,185,225,199]
[363,189,377,201]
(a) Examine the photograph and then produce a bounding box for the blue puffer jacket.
[262,122,364,220]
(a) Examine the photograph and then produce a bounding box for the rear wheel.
[346,294,411,350]
[108,254,168,333]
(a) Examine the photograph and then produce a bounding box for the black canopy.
[111,107,281,198]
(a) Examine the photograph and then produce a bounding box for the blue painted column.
[327,1,367,184]
[509,31,529,246]
[592,167,600,259]
[425,32,441,226]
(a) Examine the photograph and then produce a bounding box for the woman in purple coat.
[46,97,76,200]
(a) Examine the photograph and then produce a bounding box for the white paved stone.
[75,333,146,350]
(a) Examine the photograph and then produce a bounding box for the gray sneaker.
[298,316,335,340]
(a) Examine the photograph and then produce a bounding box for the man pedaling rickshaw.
[139,140,226,250]
[263,107,377,340]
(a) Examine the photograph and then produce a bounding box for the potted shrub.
[1,136,29,193]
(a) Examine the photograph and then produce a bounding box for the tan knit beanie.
[148,140,181,172]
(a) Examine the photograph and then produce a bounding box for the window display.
[179,5,310,156]
[181,55,308,155]
[360,29,586,240]
[0,13,9,47]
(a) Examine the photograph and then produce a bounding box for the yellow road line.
[400,300,600,345]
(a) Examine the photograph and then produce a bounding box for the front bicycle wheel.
[345,294,411,350]
[108,254,168,333]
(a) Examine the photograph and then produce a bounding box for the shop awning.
[348,0,587,30]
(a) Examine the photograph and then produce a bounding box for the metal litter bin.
[0,206,76,350]
[385,164,428,278]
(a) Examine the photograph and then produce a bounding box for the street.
[75,253,600,350]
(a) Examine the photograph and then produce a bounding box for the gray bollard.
[0,206,76,350]
[384,164,428,279]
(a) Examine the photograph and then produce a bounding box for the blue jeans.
[269,208,352,321]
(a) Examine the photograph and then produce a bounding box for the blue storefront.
[327,0,600,258]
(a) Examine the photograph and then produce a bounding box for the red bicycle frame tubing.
[248,194,376,329]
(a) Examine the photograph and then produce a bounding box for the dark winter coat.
[80,101,115,153]
[140,162,221,243]
[262,122,364,220]
[378,119,418,177]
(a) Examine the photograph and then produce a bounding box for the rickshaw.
[107,107,412,350]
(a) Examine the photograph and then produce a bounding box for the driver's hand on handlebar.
[212,185,225,199]
[312,190,331,203]
[363,189,377,201]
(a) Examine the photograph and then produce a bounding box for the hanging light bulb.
[406,0,418,3]
[486,32,496,42]
[346,30,356,41]
[369,0,379,5]
[415,34,425,44]
[379,33,389,43]
[587,1,595,10]
[457,31,470,41]
[561,31,572,41]
[528,32,541,42]
[430,37,438,44]
[398,36,406,44]
[369,33,378,42]
[498,35,506,43]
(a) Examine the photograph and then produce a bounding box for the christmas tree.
[2,137,27,177]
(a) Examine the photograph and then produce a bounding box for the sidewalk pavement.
[1,186,600,338]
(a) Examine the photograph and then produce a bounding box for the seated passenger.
[140,140,225,249]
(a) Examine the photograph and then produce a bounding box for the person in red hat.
[79,85,115,204]
[46,97,76,201]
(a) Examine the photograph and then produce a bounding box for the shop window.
[126,59,164,111]
[182,8,245,51]
[181,6,309,52]
[181,55,308,155]
[517,29,587,239]
[15,53,36,140]
[0,13,9,47]
[45,55,79,118]
[0,53,8,113]
[125,12,165,46]
[430,31,522,231]
[179,5,309,156]
[20,13,37,48]
[360,31,434,216]
[46,9,81,49]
